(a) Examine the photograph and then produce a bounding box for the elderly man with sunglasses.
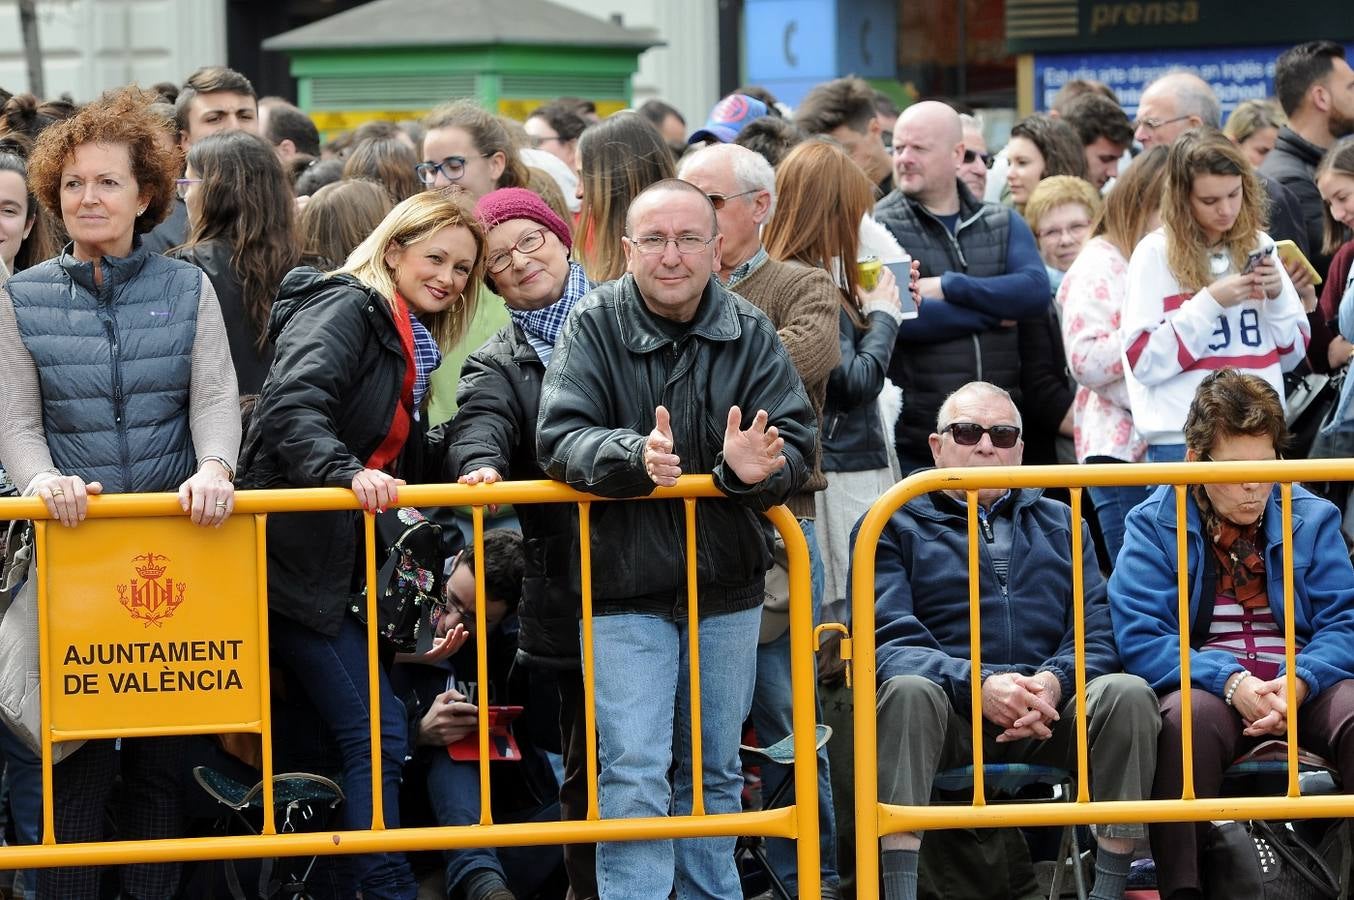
[858,381,1158,900]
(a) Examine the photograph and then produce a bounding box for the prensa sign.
[41,516,266,738]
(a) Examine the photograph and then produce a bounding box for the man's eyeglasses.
[432,550,474,633]
[706,190,758,210]
[962,149,994,169]
[175,178,201,200]
[529,135,564,149]
[415,154,482,186]
[486,227,548,275]
[1133,114,1190,133]
[626,234,716,255]
[943,422,1021,449]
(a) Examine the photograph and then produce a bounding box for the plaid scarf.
[409,313,441,415]
[1211,518,1268,609]
[510,262,591,365]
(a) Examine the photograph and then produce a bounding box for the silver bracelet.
[1224,669,1251,707]
[199,456,235,482]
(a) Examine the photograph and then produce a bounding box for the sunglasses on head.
[944,422,1021,448]
[963,149,995,169]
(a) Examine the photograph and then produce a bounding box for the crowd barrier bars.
[0,476,821,898]
[852,459,1354,895]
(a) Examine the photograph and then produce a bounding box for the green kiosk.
[262,0,660,138]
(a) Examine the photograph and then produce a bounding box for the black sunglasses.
[944,422,1021,449]
[963,149,995,169]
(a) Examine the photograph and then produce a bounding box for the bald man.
[874,101,1051,473]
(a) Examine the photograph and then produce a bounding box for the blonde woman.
[1122,130,1309,463]
[239,188,484,900]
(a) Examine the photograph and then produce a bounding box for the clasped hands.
[982,671,1063,743]
[1228,672,1309,738]
[643,404,786,487]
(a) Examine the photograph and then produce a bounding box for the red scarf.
[1211,518,1268,609]
[365,295,416,472]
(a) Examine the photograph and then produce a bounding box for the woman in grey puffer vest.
[0,89,240,900]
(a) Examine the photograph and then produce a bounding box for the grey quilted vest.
[875,183,1023,461]
[8,242,202,493]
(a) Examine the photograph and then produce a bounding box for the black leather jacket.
[536,274,816,617]
[822,308,899,472]
[446,321,579,670]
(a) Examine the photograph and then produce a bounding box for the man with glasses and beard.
[861,381,1159,900]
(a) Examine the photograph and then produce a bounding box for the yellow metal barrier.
[0,476,822,898]
[852,460,1354,896]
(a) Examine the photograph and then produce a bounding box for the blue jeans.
[269,614,416,900]
[0,722,39,900]
[751,519,838,892]
[1146,443,1187,463]
[591,605,761,900]
[426,752,504,893]
[1084,458,1153,567]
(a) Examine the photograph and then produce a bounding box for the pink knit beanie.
[474,187,573,252]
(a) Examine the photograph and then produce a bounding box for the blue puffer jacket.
[7,241,203,493]
[1109,484,1354,700]
[862,484,1117,707]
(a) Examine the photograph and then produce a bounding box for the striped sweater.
[1121,229,1308,445]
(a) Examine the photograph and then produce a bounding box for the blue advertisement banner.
[1034,45,1354,118]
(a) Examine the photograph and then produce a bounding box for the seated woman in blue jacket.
[1109,368,1354,900]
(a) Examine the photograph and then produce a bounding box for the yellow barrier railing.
[851,459,1354,894]
[0,476,821,898]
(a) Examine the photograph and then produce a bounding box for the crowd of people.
[0,36,1352,900]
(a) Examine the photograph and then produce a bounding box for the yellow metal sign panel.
[496,98,627,120]
[43,517,264,735]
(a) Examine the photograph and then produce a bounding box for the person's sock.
[1088,845,1134,900]
[882,847,920,900]
[460,868,514,900]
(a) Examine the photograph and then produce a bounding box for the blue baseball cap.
[688,94,769,145]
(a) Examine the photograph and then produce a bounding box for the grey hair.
[936,381,1023,432]
[958,112,985,133]
[677,141,778,220]
[1156,70,1222,128]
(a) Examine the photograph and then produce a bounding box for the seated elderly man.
[861,381,1158,900]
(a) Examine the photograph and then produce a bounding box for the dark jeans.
[557,669,599,899]
[1084,459,1151,566]
[1151,680,1354,897]
[38,737,186,900]
[0,721,40,899]
[269,613,416,900]
[427,752,504,892]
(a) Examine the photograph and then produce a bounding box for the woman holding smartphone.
[1121,130,1309,463]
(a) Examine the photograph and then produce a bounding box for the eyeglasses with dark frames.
[943,422,1021,449]
[962,149,995,169]
[415,154,484,186]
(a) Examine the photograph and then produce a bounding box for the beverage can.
[857,256,881,291]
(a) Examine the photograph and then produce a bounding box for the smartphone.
[1275,239,1323,285]
[884,257,919,320]
[1243,244,1274,274]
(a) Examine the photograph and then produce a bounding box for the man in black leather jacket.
[536,179,815,900]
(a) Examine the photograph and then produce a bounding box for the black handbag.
[348,507,445,652]
[1203,819,1341,900]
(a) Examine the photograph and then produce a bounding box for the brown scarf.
[1211,518,1268,609]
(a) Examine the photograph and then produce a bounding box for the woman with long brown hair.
[174,129,300,394]
[764,138,918,622]
[575,111,675,282]
[1121,130,1309,463]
